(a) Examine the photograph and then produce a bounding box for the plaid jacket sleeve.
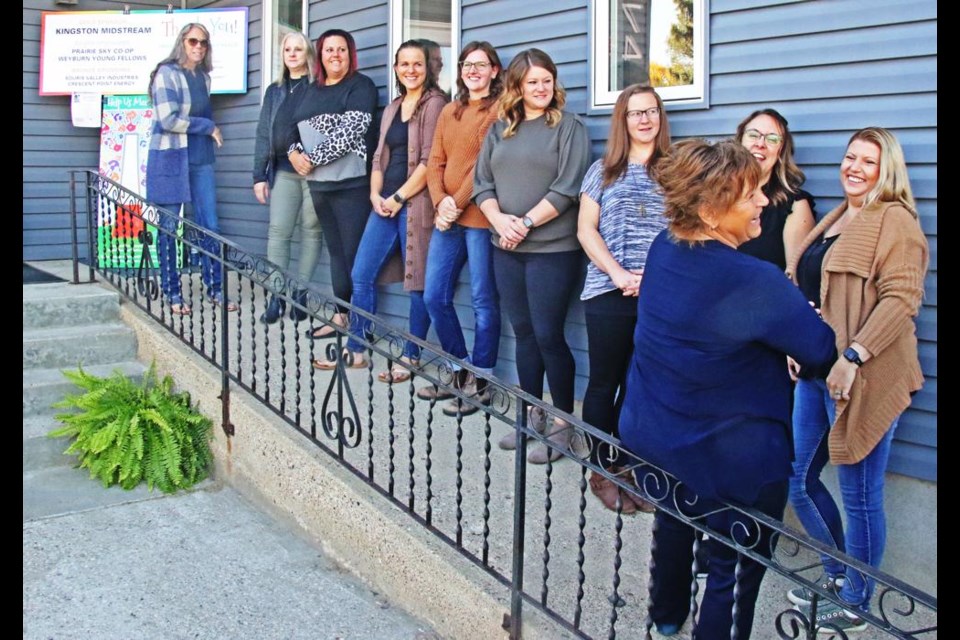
[152,64,216,137]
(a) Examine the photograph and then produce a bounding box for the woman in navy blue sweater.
[617,139,836,639]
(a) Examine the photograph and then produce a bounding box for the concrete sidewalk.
[23,466,438,640]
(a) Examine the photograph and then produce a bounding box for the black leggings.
[582,291,637,466]
[308,184,371,313]
[492,248,582,414]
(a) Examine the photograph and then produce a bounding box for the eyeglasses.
[459,61,491,71]
[743,129,783,146]
[626,107,661,121]
[186,37,209,48]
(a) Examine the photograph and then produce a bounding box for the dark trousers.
[492,248,581,413]
[648,478,788,640]
[583,291,637,466]
[308,184,371,313]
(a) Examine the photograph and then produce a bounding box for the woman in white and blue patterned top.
[576,84,670,514]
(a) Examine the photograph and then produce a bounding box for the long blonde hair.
[497,48,566,138]
[274,31,316,87]
[847,127,916,213]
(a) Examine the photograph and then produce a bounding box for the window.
[262,0,309,90]
[390,0,460,98]
[592,0,708,109]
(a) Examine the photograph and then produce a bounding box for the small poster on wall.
[97,94,180,270]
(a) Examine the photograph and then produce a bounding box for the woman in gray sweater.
[473,48,591,463]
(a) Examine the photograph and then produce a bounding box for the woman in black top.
[287,29,378,338]
[735,108,815,270]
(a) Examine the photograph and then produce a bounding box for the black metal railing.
[69,170,937,640]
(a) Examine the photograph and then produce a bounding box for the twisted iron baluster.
[731,552,744,640]
[454,402,464,548]
[607,491,625,639]
[365,352,375,479]
[293,307,303,429]
[407,378,416,512]
[574,464,588,629]
[481,408,492,566]
[387,358,396,497]
[278,301,288,415]
[263,291,272,405]
[541,452,554,607]
[644,513,659,640]
[424,390,436,526]
[690,534,702,637]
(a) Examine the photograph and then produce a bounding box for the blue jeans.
[423,224,500,372]
[347,207,429,360]
[156,163,222,304]
[789,378,899,612]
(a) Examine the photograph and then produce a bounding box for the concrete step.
[23,360,146,418]
[23,323,138,370]
[23,415,79,473]
[22,282,121,329]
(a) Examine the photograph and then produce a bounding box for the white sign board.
[40,8,248,96]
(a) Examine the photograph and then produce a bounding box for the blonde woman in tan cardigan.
[784,127,928,633]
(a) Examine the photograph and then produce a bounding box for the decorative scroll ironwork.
[69,170,938,640]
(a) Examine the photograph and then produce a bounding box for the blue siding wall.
[458,0,936,481]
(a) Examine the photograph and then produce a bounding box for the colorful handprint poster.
[97,95,175,269]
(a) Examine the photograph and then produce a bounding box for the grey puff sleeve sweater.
[473,112,592,253]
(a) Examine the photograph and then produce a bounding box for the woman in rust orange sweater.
[419,41,504,416]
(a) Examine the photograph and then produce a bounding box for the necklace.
[627,163,648,217]
[288,76,307,94]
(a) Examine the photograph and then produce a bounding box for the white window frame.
[261,0,310,96]
[389,0,460,101]
[590,0,709,111]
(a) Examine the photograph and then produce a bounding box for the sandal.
[377,359,419,384]
[312,350,368,371]
[170,302,192,316]
[208,291,238,312]
[306,314,347,340]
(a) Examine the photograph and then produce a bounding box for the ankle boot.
[289,288,307,322]
[528,418,571,464]
[260,294,285,324]
[499,405,547,450]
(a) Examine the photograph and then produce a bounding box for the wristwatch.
[842,347,864,367]
[522,215,535,230]
[392,193,405,205]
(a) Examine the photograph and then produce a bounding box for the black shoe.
[289,288,307,322]
[260,295,285,324]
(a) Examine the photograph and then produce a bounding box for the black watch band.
[392,193,405,204]
[842,347,864,367]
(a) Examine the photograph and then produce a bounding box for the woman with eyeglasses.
[417,41,504,416]
[251,31,321,324]
[735,109,816,270]
[474,48,591,463]
[287,29,378,338]
[784,128,928,632]
[146,22,235,316]
[576,85,668,514]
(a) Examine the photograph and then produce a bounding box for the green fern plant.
[48,362,213,493]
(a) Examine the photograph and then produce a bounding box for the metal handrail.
[69,169,937,640]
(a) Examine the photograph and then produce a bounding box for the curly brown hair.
[656,139,762,244]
